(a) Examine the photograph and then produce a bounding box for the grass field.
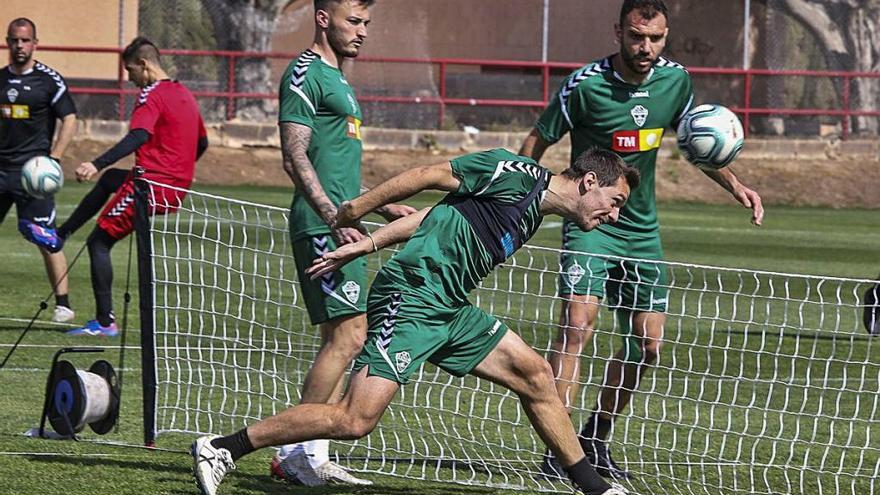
[1,181,878,495]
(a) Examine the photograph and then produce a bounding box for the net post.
[133,171,157,447]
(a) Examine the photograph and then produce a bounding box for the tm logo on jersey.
[346,116,362,140]
[612,128,664,153]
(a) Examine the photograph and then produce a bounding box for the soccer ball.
[21,156,63,198]
[676,104,744,170]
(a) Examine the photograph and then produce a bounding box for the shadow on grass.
[23,451,496,495]
[0,323,69,333]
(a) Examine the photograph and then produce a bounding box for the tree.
[199,0,295,121]
[767,0,880,133]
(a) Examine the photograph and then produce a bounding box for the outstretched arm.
[358,185,418,222]
[702,167,764,226]
[518,128,553,161]
[75,128,151,182]
[336,162,459,228]
[281,121,363,245]
[308,207,431,279]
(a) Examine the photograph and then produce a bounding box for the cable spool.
[47,360,120,436]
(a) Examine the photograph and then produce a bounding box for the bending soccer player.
[272,0,413,485]
[519,0,764,480]
[192,147,638,495]
[67,37,207,337]
[0,17,78,323]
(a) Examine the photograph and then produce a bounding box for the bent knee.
[337,411,381,439]
[554,319,594,348]
[330,336,365,362]
[517,357,556,398]
[621,335,662,364]
[642,337,662,364]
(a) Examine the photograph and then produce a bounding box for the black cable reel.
[42,354,121,437]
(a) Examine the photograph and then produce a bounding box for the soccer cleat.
[600,483,630,495]
[275,451,372,486]
[18,220,63,253]
[539,452,566,480]
[66,320,118,337]
[51,306,75,323]
[582,438,634,481]
[192,435,236,495]
[269,454,303,485]
[314,461,373,486]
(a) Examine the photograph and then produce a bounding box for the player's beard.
[327,22,362,59]
[11,48,32,67]
[620,46,654,75]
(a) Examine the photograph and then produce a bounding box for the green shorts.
[558,222,668,313]
[353,272,509,385]
[292,234,367,325]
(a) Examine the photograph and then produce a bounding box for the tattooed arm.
[280,122,364,244]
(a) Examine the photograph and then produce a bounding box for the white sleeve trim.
[288,84,317,115]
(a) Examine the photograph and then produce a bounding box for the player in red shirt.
[68,37,207,336]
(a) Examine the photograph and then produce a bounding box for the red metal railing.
[42,46,880,139]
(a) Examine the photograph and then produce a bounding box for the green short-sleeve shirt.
[279,49,364,241]
[537,56,694,236]
[380,148,552,307]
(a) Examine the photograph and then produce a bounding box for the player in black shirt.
[0,18,78,323]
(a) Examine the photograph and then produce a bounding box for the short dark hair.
[619,0,668,26]
[315,0,376,11]
[7,17,37,39]
[122,36,161,64]
[561,147,640,191]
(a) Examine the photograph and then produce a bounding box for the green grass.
[1,182,878,495]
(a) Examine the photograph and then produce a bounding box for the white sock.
[277,443,301,460]
[303,439,330,469]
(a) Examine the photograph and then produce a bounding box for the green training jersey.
[380,148,551,307]
[279,49,364,240]
[537,56,694,235]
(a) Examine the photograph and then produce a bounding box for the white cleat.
[52,305,75,323]
[315,461,373,486]
[192,435,236,495]
[280,451,372,486]
[601,483,630,495]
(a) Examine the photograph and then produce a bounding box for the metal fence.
[47,45,880,139]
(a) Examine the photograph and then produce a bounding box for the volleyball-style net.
[134,180,879,495]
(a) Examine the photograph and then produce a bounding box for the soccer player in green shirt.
[192,147,638,495]
[519,0,764,480]
[273,0,413,485]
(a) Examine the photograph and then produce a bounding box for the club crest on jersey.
[566,261,585,286]
[631,105,649,127]
[395,351,411,373]
[7,88,19,103]
[347,93,359,114]
[342,280,361,303]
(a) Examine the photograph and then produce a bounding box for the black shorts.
[0,167,57,228]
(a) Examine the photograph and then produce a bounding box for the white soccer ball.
[676,104,744,170]
[21,156,63,198]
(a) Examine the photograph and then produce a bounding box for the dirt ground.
[61,140,880,208]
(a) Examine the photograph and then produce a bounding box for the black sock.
[581,412,613,441]
[210,428,255,461]
[55,294,70,309]
[97,313,114,327]
[564,457,611,495]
